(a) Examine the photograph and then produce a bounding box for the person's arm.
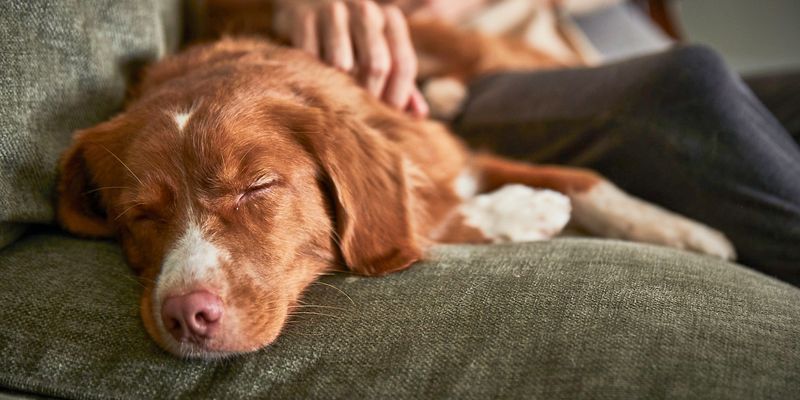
[272,0,428,117]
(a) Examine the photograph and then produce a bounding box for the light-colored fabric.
[1,233,799,399]
[569,1,672,62]
[462,0,588,64]
[0,0,182,249]
[460,0,671,65]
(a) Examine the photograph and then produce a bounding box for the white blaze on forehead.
[173,111,193,131]
[156,222,229,300]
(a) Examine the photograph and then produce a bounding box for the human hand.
[274,0,429,117]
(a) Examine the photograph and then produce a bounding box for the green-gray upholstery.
[0,0,181,248]
[2,232,799,399]
[2,1,800,399]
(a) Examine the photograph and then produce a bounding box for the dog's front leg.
[472,154,736,260]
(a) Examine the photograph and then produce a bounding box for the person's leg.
[453,45,800,284]
[745,71,800,142]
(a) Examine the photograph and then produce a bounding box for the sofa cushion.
[0,0,181,249]
[1,232,798,399]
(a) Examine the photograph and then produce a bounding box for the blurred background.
[565,0,798,76]
[680,0,800,74]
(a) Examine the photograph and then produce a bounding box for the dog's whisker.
[120,274,147,289]
[100,268,154,289]
[284,331,326,337]
[299,252,354,275]
[137,276,158,284]
[288,311,342,319]
[309,281,355,306]
[114,202,144,221]
[289,304,347,311]
[101,145,144,186]
[83,186,130,195]
[281,325,326,336]
[329,230,343,249]
[255,299,350,316]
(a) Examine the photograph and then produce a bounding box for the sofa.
[1,1,799,399]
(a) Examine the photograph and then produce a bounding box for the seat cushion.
[1,231,798,399]
[0,0,181,248]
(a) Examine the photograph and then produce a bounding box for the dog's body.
[57,24,733,358]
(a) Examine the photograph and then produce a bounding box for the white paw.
[571,182,736,260]
[422,77,467,121]
[679,222,737,261]
[460,184,571,243]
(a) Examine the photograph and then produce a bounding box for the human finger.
[406,87,430,118]
[348,1,392,97]
[381,5,418,110]
[289,5,320,57]
[320,1,355,73]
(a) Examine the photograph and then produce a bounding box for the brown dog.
[57,17,733,358]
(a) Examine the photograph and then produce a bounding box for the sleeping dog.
[57,29,733,358]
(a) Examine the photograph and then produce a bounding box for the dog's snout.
[161,291,223,343]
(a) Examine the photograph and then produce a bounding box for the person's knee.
[641,44,746,112]
[663,45,728,73]
[663,45,736,88]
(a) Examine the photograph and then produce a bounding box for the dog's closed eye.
[237,175,280,204]
[130,207,167,224]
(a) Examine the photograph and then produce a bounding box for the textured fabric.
[745,70,800,141]
[1,231,799,399]
[0,0,182,249]
[454,45,800,284]
[0,390,48,400]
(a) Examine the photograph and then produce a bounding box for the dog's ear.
[282,105,422,276]
[56,116,132,238]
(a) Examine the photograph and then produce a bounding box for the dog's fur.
[57,6,734,358]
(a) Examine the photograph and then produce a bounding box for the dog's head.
[56,77,421,358]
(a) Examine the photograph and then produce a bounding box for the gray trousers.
[454,45,800,284]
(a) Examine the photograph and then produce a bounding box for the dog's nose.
[161,291,223,343]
